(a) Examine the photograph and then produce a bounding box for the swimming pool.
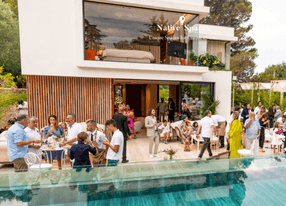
[0,156,286,205]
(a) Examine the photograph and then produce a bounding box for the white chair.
[265,128,274,142]
[24,152,53,170]
[238,139,257,157]
[192,134,204,151]
[70,159,75,167]
[210,134,219,150]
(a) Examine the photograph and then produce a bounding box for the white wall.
[18,0,210,80]
[18,0,232,119]
[189,24,238,42]
[92,0,209,20]
[203,71,232,121]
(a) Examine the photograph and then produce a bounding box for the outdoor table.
[41,146,66,169]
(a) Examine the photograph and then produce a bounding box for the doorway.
[126,84,146,117]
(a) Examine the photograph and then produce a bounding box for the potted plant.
[200,94,220,116]
[197,53,225,69]
[188,52,197,66]
[162,147,178,160]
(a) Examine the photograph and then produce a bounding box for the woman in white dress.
[272,122,284,155]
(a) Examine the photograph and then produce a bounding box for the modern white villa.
[18,0,237,128]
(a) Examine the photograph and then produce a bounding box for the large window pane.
[84,2,199,66]
[181,83,212,120]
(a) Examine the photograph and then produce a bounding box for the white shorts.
[162,130,170,135]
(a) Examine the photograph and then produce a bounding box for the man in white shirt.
[158,120,170,144]
[17,100,28,115]
[254,101,262,120]
[211,114,227,148]
[156,98,167,122]
[277,116,286,132]
[197,110,216,160]
[86,120,108,166]
[103,119,124,167]
[60,113,84,146]
[24,116,42,163]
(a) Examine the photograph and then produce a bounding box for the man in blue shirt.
[7,114,42,172]
[70,132,97,168]
[244,112,261,156]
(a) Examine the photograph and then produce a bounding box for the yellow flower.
[203,60,207,64]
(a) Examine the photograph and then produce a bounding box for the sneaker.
[154,154,160,157]
[149,154,154,158]
[164,141,168,144]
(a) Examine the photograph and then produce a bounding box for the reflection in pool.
[0,157,285,205]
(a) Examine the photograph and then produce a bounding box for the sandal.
[196,157,201,161]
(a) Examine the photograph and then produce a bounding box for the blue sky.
[248,0,286,74]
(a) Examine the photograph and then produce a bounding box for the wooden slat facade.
[26,75,113,130]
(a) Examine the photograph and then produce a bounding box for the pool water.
[1,156,286,205]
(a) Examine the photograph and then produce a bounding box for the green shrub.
[0,90,27,125]
[200,94,220,116]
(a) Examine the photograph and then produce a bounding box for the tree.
[132,14,168,62]
[0,65,15,88]
[261,62,286,80]
[201,0,257,81]
[230,51,257,82]
[250,62,286,82]
[201,0,255,56]
[0,0,21,79]
[3,0,18,19]
[84,19,107,50]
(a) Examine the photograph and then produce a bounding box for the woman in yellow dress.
[229,111,243,158]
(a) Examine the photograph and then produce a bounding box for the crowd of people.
[6,102,141,172]
[156,98,176,122]
[227,102,286,157]
[5,97,286,171]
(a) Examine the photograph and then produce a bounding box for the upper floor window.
[84,2,199,66]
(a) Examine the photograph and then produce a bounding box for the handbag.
[275,129,283,135]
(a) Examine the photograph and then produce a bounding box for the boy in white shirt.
[103,119,124,167]
[159,120,171,144]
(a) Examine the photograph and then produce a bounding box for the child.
[187,122,194,133]
[159,120,171,144]
[103,119,124,167]
[272,122,284,155]
[193,122,199,132]
[60,122,68,136]
[70,132,97,168]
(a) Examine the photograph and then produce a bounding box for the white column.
[198,39,207,56]
[225,43,231,70]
